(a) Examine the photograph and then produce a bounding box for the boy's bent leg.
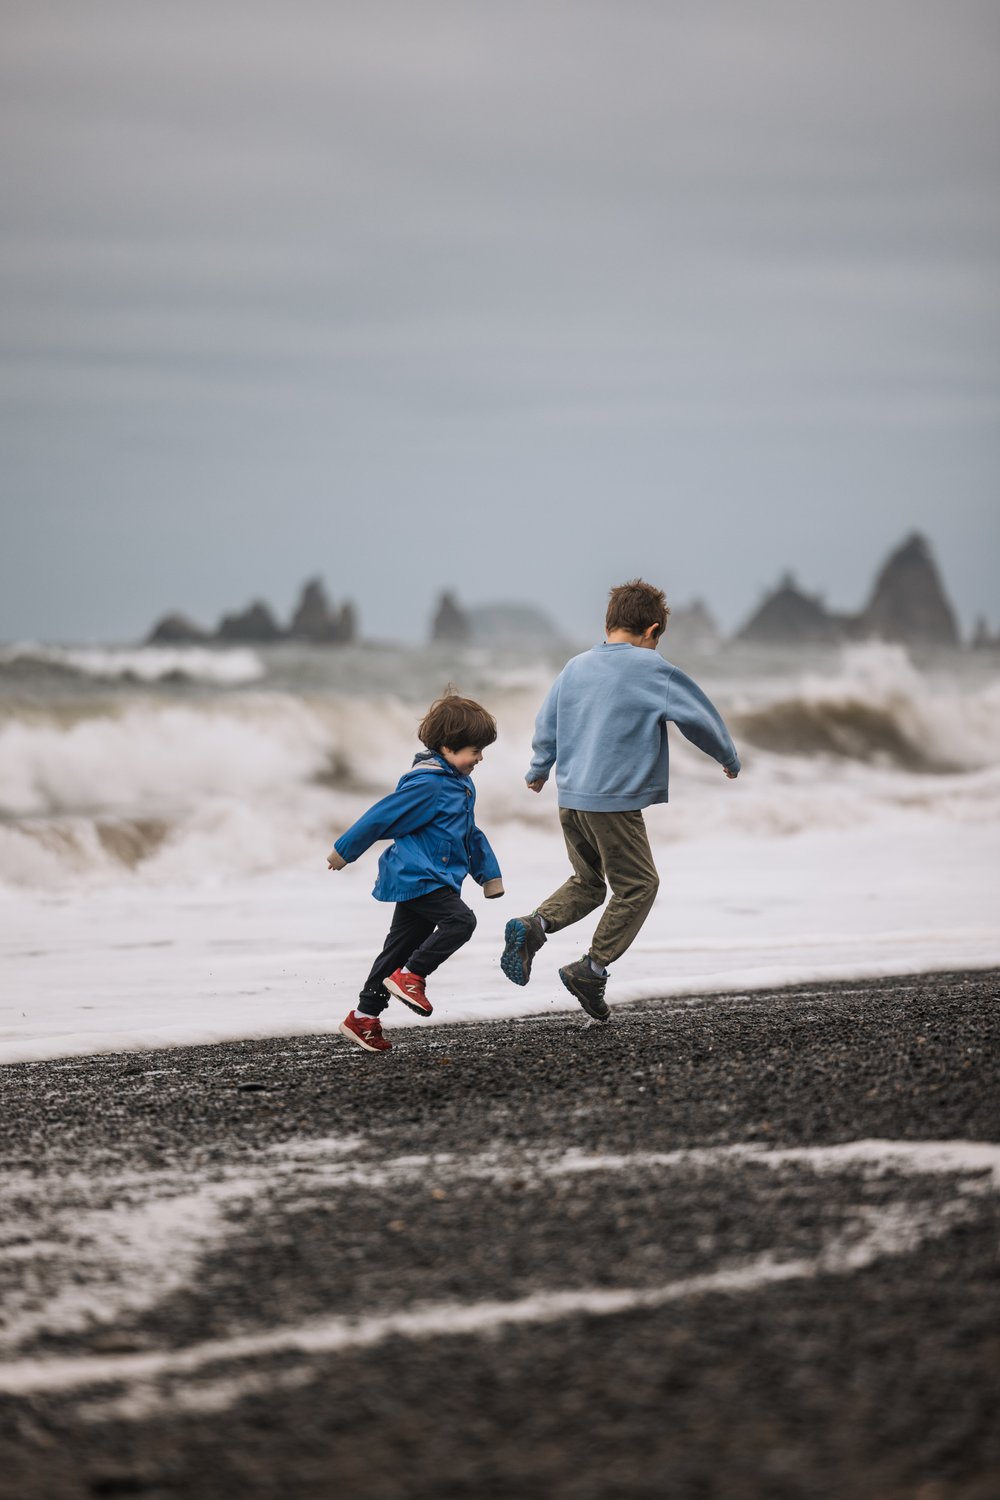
[534,808,608,935]
[585,810,660,968]
[359,903,435,1015]
[404,886,477,976]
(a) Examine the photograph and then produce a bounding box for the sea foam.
[0,643,264,685]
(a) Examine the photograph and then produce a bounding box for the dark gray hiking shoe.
[558,957,610,1021]
[500,913,547,987]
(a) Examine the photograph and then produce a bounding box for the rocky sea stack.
[429,592,567,647]
[146,579,359,646]
[288,578,357,644]
[739,532,962,648]
[856,533,960,647]
[431,591,471,645]
[736,575,841,646]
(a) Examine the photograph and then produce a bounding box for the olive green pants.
[536,807,660,968]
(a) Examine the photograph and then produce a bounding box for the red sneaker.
[339,1012,391,1052]
[383,968,433,1016]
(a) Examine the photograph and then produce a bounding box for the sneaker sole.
[383,977,433,1016]
[558,967,611,1021]
[500,918,533,986]
[339,1021,391,1053]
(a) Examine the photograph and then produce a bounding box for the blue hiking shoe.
[500,913,547,986]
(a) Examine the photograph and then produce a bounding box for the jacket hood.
[403,750,476,792]
[407,749,459,777]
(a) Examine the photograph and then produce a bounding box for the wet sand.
[2,969,998,1499]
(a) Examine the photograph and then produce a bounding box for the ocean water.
[1,637,998,1062]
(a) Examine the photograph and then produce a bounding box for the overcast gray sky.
[1,0,998,643]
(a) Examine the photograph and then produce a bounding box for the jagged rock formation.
[146,613,209,645]
[290,579,332,640]
[737,535,962,648]
[664,600,722,652]
[737,574,844,646]
[855,533,960,647]
[289,579,357,643]
[431,591,471,644]
[215,601,284,642]
[144,579,359,646]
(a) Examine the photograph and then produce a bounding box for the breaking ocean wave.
[0,641,997,889]
[730,644,1000,774]
[0,643,265,686]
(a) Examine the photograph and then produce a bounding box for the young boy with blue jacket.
[327,692,503,1052]
[501,579,740,1022]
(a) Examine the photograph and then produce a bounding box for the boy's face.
[439,744,483,775]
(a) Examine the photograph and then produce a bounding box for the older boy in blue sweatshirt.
[328,693,503,1052]
[501,579,740,1022]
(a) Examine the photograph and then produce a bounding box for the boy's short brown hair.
[418,689,498,752]
[606,578,670,639]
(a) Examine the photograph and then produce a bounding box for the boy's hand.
[723,767,739,779]
[327,849,347,870]
[527,779,546,793]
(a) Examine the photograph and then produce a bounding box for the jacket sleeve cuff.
[327,848,348,870]
[725,752,741,774]
[482,877,505,899]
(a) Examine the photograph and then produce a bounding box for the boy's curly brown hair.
[606,578,670,639]
[418,688,498,752]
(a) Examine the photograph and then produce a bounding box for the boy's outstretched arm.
[327,778,440,870]
[468,822,504,899]
[524,676,560,792]
[665,666,741,777]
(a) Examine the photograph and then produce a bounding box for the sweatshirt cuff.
[525,771,548,785]
[482,878,505,899]
[327,847,348,870]
[725,752,741,774]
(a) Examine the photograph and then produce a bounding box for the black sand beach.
[2,969,998,1500]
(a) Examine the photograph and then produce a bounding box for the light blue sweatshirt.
[525,643,740,812]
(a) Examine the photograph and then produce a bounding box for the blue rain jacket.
[333,751,502,903]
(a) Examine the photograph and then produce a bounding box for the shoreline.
[3,962,1000,1069]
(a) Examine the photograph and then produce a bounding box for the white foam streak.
[0,643,264,684]
[1,1136,995,1405]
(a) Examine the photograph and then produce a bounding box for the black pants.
[358,885,477,1016]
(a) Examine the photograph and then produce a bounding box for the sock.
[588,957,608,978]
[353,1009,377,1021]
[534,912,549,931]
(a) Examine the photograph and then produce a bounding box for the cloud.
[0,1,997,638]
